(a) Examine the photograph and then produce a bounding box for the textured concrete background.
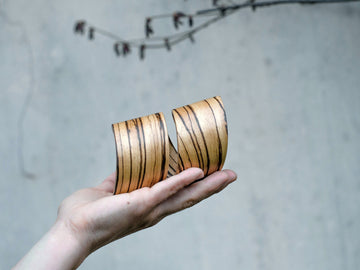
[1,0,360,269]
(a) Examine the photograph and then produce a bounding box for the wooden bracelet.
[112,96,228,194]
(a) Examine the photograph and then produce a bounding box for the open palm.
[57,168,237,253]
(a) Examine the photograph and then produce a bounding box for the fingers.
[95,168,205,230]
[96,172,116,193]
[148,168,205,206]
[87,168,235,241]
[152,169,237,218]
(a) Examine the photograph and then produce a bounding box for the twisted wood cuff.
[112,96,228,194]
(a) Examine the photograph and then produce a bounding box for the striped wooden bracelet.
[112,96,228,194]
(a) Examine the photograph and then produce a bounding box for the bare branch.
[74,0,360,60]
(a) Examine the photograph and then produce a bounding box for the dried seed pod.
[145,18,154,38]
[139,44,146,60]
[220,7,227,16]
[114,43,121,56]
[88,27,95,40]
[74,20,86,34]
[251,0,257,11]
[122,43,130,56]
[173,12,186,29]
[165,38,171,51]
[188,16,193,27]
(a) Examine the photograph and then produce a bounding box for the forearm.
[13,221,90,270]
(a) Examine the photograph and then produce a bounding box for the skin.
[13,168,237,270]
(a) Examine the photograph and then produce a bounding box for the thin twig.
[198,0,360,14]
[74,0,360,59]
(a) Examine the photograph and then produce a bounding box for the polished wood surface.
[112,113,169,194]
[112,96,228,194]
[172,96,228,176]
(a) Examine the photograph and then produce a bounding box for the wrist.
[48,220,91,269]
[13,220,91,270]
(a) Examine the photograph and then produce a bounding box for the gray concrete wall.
[1,0,359,269]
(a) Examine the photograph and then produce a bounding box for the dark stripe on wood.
[125,121,133,193]
[155,113,167,181]
[168,138,178,176]
[183,105,205,169]
[112,125,120,195]
[187,105,211,175]
[117,124,125,193]
[214,96,225,112]
[169,137,178,161]
[168,163,176,177]
[204,100,223,171]
[173,109,201,167]
[177,134,193,167]
[139,117,147,188]
[132,119,143,189]
[214,96,228,135]
[178,154,185,171]
[149,115,158,186]
[170,153,177,163]
[169,163,176,172]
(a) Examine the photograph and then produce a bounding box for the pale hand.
[13,168,237,270]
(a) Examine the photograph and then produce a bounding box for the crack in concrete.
[0,1,36,179]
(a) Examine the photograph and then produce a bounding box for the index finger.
[149,168,204,205]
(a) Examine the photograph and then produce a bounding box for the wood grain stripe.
[204,99,222,171]
[173,108,202,168]
[185,105,211,175]
[138,117,147,187]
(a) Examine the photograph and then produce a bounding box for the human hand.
[14,168,237,270]
[58,167,237,253]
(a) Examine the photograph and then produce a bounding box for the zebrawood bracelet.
[112,96,228,194]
